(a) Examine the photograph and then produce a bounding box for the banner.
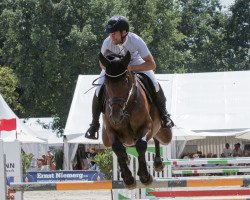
[0,118,17,131]
[4,141,22,200]
[0,140,6,200]
[24,170,104,182]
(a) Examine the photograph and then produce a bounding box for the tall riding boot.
[85,88,104,140]
[155,85,174,128]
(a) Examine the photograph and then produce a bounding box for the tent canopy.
[0,94,48,158]
[0,94,44,140]
[2,134,46,143]
[22,118,63,146]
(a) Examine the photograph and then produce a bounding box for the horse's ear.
[122,51,131,67]
[99,52,111,67]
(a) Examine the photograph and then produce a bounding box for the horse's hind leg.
[153,138,165,172]
[135,139,153,185]
[112,139,136,189]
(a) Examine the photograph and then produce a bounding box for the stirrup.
[162,115,174,128]
[85,124,100,140]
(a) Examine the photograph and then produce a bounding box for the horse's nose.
[110,109,124,124]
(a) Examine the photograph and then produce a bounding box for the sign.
[24,170,104,182]
[4,141,22,200]
[0,140,6,200]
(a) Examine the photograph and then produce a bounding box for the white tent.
[0,94,47,158]
[2,134,46,143]
[235,129,250,140]
[22,118,63,146]
[172,127,205,141]
[64,71,250,169]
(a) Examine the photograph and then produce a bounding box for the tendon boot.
[85,88,104,140]
[155,85,174,128]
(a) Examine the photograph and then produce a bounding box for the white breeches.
[95,69,159,96]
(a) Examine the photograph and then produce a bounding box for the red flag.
[0,118,17,131]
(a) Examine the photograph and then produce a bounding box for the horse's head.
[99,51,133,125]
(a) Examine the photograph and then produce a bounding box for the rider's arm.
[127,35,156,72]
[127,54,156,72]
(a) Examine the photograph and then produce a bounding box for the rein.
[105,69,128,78]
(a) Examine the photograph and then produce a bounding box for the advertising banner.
[0,140,6,200]
[24,170,104,182]
[4,141,22,200]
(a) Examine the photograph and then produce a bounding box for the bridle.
[106,70,137,113]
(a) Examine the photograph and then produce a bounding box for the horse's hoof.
[123,177,136,190]
[154,162,165,172]
[140,174,153,185]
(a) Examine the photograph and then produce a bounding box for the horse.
[99,51,172,189]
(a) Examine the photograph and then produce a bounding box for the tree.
[225,0,250,70]
[126,0,188,73]
[178,0,229,72]
[0,66,22,111]
[0,0,124,131]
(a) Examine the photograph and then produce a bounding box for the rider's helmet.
[105,16,129,33]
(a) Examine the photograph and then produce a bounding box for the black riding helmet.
[105,16,129,33]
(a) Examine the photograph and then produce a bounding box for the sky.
[220,0,235,8]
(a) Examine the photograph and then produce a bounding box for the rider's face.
[109,31,126,44]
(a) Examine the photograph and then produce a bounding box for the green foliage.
[177,0,229,72]
[95,149,113,180]
[0,66,22,111]
[54,148,64,170]
[225,0,250,70]
[21,151,33,175]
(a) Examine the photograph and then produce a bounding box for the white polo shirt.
[96,32,159,95]
[101,32,151,66]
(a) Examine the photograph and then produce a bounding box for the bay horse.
[99,51,172,189]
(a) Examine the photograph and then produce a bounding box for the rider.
[85,16,174,140]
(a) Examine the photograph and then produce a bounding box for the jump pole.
[11,176,250,191]
[149,189,250,197]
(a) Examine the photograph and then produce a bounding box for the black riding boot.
[85,89,103,140]
[156,85,174,128]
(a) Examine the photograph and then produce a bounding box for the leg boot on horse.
[136,139,153,185]
[153,138,165,172]
[85,86,104,140]
[112,139,136,189]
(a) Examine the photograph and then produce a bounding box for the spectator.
[74,145,88,170]
[222,143,232,157]
[233,143,243,157]
[87,147,97,170]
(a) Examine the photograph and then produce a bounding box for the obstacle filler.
[149,189,250,198]
[10,176,250,191]
[113,147,250,199]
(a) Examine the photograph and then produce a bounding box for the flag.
[0,118,17,131]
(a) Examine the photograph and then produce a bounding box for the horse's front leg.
[112,138,136,189]
[153,138,165,172]
[135,138,153,185]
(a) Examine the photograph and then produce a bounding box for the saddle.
[136,73,154,104]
